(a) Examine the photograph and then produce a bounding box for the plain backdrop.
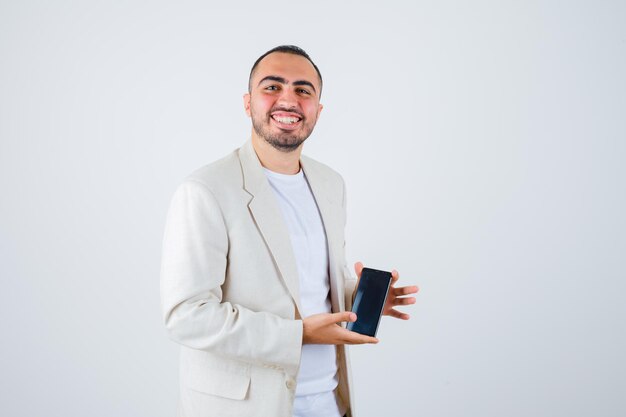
[1,1,624,416]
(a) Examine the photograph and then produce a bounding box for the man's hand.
[302,312,379,345]
[354,262,419,320]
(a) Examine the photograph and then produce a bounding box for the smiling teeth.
[274,116,299,124]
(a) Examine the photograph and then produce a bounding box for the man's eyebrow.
[258,75,317,93]
[258,75,287,86]
[293,80,316,93]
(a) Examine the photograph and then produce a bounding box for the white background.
[1,1,624,416]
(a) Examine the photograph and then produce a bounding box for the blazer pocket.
[186,368,251,400]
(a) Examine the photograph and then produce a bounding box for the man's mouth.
[270,112,303,129]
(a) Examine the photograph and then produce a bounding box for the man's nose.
[276,88,298,109]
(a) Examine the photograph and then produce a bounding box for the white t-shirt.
[263,167,342,417]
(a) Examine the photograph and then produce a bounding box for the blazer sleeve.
[160,180,303,375]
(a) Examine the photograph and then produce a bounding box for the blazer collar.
[238,139,345,315]
[238,140,303,317]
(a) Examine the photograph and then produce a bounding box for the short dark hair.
[248,45,323,95]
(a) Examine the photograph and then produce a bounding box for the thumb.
[354,261,364,279]
[330,311,357,324]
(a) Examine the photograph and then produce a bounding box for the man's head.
[247,45,323,95]
[244,45,323,153]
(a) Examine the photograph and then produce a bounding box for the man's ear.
[317,103,323,119]
[243,93,251,117]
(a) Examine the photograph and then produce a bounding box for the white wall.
[1,1,624,416]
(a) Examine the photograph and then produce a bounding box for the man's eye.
[265,85,278,91]
[297,89,310,95]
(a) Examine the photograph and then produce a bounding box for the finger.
[391,269,399,285]
[392,297,416,306]
[392,285,419,296]
[342,329,379,344]
[354,262,364,279]
[386,309,410,320]
[328,311,356,324]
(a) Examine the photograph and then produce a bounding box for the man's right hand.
[302,312,379,345]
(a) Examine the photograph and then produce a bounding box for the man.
[160,45,418,417]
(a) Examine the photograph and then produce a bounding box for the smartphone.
[346,267,392,337]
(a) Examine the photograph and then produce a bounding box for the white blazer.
[160,140,358,417]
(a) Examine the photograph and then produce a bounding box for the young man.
[160,45,418,417]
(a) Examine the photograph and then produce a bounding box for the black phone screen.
[346,267,392,337]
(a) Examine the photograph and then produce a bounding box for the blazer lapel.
[300,157,346,313]
[238,140,303,317]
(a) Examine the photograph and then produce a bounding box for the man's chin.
[264,136,307,153]
[251,121,311,152]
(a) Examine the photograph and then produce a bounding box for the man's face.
[244,52,323,152]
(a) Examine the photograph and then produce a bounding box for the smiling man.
[247,60,321,152]
[160,45,418,417]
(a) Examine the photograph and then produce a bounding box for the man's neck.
[251,134,302,175]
